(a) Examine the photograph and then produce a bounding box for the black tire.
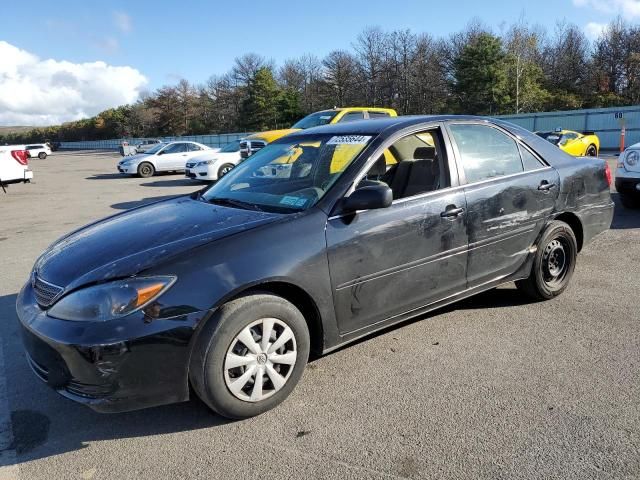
[137,162,155,178]
[217,163,235,179]
[585,144,598,157]
[190,293,310,419]
[516,220,578,301]
[619,193,640,209]
[38,152,47,159]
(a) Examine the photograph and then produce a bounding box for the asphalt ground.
[0,151,638,479]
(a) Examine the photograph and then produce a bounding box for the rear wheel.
[586,144,597,157]
[619,192,640,209]
[516,221,578,301]
[38,152,47,159]
[137,162,155,178]
[190,293,310,419]
[217,163,235,179]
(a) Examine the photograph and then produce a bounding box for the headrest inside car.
[413,146,436,160]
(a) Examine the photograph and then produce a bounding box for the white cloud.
[584,22,607,39]
[0,41,148,126]
[113,11,132,33]
[572,0,640,17]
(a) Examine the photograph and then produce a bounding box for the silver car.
[117,141,215,178]
[615,142,640,208]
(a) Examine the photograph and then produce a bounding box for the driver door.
[325,126,469,335]
[157,143,189,170]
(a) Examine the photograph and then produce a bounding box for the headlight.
[626,150,639,166]
[48,276,176,322]
[197,160,215,167]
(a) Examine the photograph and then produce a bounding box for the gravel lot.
[0,151,638,480]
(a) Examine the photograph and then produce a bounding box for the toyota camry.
[17,116,614,419]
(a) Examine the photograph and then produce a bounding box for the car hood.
[34,196,281,290]
[119,153,148,163]
[248,129,301,143]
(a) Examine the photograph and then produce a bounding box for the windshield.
[291,111,339,129]
[144,143,166,154]
[201,133,373,213]
[536,132,563,145]
[219,140,240,153]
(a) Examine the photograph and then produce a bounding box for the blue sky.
[0,0,636,125]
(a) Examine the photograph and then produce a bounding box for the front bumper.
[16,282,207,413]
[185,166,213,181]
[117,164,134,174]
[615,169,640,194]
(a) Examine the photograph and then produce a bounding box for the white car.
[117,141,218,178]
[185,140,241,181]
[0,145,33,189]
[26,144,52,159]
[615,142,640,208]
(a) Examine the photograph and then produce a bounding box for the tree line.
[3,17,640,144]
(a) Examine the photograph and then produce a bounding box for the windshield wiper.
[208,197,264,211]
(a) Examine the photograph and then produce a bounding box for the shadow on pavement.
[610,193,640,229]
[140,178,201,187]
[85,173,123,180]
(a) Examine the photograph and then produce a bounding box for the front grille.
[32,273,64,308]
[240,140,266,159]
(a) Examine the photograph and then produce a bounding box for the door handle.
[538,181,556,191]
[440,206,464,218]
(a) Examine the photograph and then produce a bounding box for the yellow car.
[240,107,397,159]
[536,129,600,157]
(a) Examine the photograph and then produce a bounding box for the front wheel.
[585,144,598,157]
[217,163,235,179]
[190,293,310,419]
[38,152,47,159]
[137,162,155,178]
[516,221,578,301]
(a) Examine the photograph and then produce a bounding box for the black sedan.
[17,116,614,419]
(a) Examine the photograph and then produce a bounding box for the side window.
[519,145,544,170]
[162,143,187,154]
[449,124,523,183]
[339,111,364,123]
[368,111,390,119]
[187,143,202,151]
[360,128,449,200]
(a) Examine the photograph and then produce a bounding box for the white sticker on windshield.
[327,135,372,145]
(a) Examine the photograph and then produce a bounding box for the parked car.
[0,145,32,189]
[185,140,241,181]
[25,144,52,159]
[240,107,397,159]
[17,116,613,419]
[615,141,640,208]
[135,139,163,153]
[536,129,600,157]
[116,141,216,177]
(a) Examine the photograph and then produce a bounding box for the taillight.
[11,150,29,165]
[604,161,612,186]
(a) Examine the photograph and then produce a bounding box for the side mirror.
[343,184,393,212]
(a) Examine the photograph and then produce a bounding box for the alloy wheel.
[223,318,297,402]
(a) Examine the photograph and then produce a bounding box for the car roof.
[285,115,489,137]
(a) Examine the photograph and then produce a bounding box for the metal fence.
[59,133,252,151]
[59,105,640,152]
[498,105,640,151]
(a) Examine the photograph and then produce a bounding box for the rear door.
[447,122,559,287]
